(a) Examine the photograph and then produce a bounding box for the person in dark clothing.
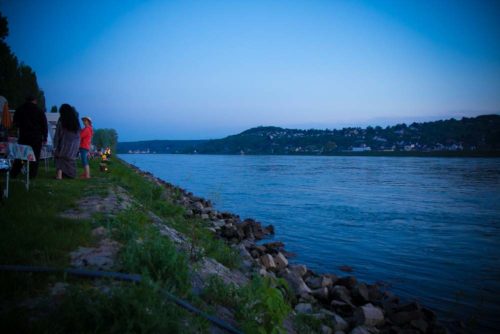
[54,104,80,179]
[10,95,48,179]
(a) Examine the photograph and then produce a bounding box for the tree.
[0,12,8,40]
[93,128,119,150]
[0,12,45,110]
[50,105,58,113]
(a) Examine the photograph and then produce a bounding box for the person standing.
[10,95,47,179]
[53,104,80,179]
[79,116,93,179]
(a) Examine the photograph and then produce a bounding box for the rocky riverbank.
[123,161,452,334]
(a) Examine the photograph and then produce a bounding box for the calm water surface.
[121,154,500,332]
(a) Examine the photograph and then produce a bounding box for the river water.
[120,154,500,332]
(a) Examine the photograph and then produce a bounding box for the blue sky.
[1,0,499,140]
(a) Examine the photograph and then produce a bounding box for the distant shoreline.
[119,151,500,158]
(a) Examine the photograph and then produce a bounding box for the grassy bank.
[0,157,294,333]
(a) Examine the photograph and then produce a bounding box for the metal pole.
[26,160,29,190]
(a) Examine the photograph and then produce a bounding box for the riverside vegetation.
[0,157,451,333]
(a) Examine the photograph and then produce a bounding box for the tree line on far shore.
[118,114,500,156]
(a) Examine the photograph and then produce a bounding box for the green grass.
[109,208,191,295]
[0,160,105,299]
[0,169,94,266]
[20,280,205,334]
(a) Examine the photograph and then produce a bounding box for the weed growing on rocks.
[202,275,291,333]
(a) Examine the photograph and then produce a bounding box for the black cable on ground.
[0,264,243,334]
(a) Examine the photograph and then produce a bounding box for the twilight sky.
[1,0,499,141]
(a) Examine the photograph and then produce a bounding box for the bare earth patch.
[59,185,134,220]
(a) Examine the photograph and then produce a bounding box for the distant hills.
[118,114,500,156]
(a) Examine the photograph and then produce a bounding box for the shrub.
[237,276,291,334]
[202,275,292,334]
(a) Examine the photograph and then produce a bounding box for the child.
[79,116,93,179]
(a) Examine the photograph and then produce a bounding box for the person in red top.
[79,116,93,179]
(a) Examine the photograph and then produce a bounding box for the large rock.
[263,224,275,235]
[354,303,385,327]
[389,310,423,326]
[322,275,336,287]
[352,283,370,304]
[337,276,358,289]
[299,293,317,304]
[241,222,255,239]
[331,313,349,332]
[240,218,269,240]
[262,241,285,254]
[260,254,276,270]
[381,292,400,313]
[274,252,288,270]
[306,275,334,289]
[295,303,313,314]
[289,264,308,277]
[250,249,260,259]
[394,302,421,313]
[367,284,383,302]
[410,319,429,333]
[220,225,238,239]
[235,243,253,260]
[192,201,204,212]
[311,287,329,300]
[331,285,353,304]
[321,325,333,334]
[212,220,226,228]
[350,326,379,334]
[191,257,249,288]
[422,307,437,323]
[428,324,449,334]
[281,268,312,296]
[254,245,267,254]
[331,300,355,315]
[396,329,420,334]
[305,276,321,289]
[201,207,213,214]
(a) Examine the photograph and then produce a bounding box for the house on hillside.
[352,145,371,152]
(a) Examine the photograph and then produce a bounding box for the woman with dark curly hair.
[54,104,81,179]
